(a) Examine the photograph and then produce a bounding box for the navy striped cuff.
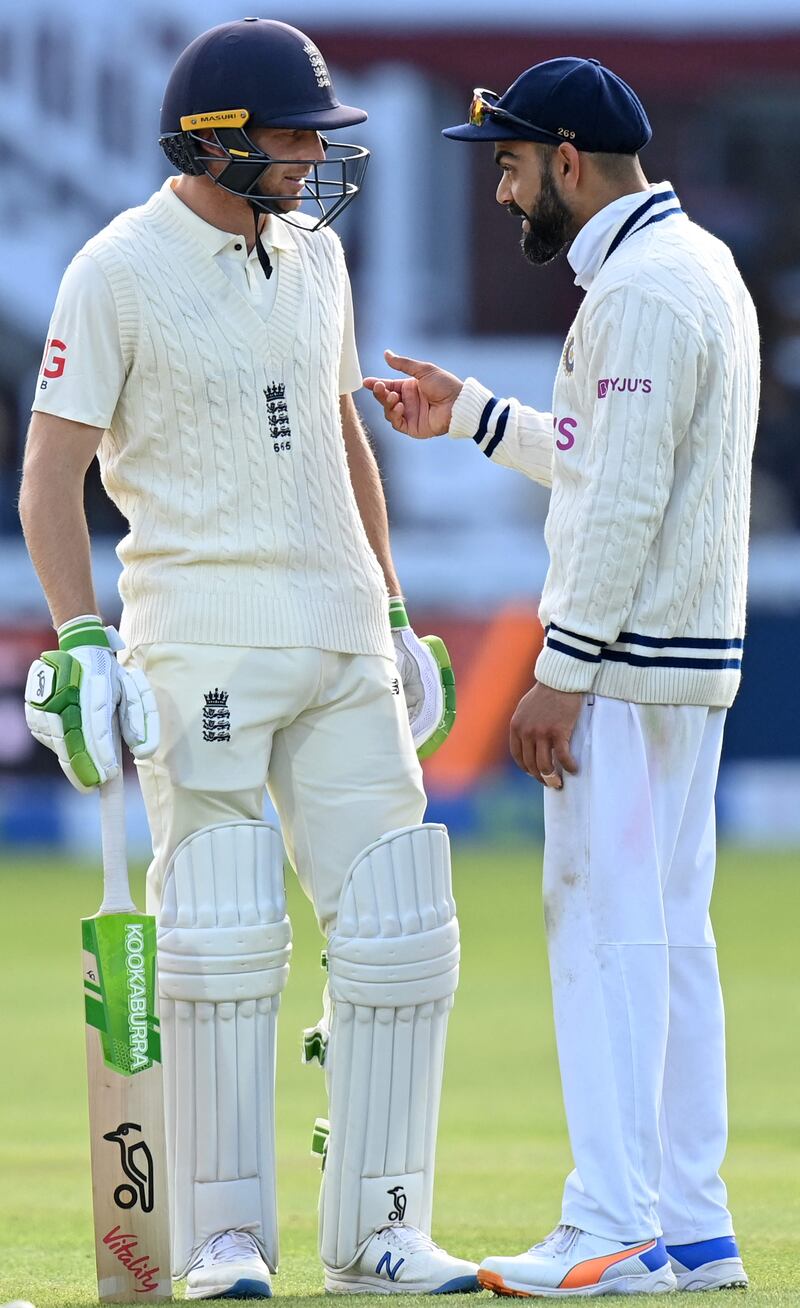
[545,624,604,663]
[472,396,511,458]
[545,623,743,672]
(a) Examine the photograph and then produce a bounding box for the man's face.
[201,126,326,210]
[249,127,326,210]
[495,141,578,265]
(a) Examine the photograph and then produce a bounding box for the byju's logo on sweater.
[553,414,578,451]
[264,383,293,452]
[597,377,652,398]
[203,689,230,742]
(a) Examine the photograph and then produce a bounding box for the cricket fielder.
[20,19,474,1298]
[366,57,758,1298]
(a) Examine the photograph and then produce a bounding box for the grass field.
[1,845,798,1306]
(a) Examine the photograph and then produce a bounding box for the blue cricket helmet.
[159,18,369,230]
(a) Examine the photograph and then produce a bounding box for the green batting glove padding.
[311,1117,330,1170]
[417,635,457,760]
[32,651,101,788]
[388,596,410,630]
[58,616,111,652]
[302,1028,328,1067]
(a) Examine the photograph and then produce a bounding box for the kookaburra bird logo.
[103,1121,155,1213]
[387,1185,407,1222]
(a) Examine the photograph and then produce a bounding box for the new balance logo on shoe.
[375,1251,405,1281]
[324,1224,478,1294]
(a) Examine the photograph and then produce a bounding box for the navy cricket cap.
[443,57,651,154]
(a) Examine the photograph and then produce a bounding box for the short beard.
[514,159,576,266]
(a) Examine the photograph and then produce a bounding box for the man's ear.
[557,143,581,192]
[195,128,226,158]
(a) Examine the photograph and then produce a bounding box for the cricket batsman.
[366,57,757,1297]
[19,19,474,1298]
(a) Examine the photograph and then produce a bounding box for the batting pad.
[157,821,291,1276]
[320,824,459,1270]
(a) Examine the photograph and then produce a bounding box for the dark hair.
[538,141,640,180]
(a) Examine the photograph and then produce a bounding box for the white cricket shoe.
[185,1229,272,1299]
[478,1225,677,1297]
[665,1236,748,1290]
[324,1225,479,1294]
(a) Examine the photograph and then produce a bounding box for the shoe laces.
[530,1225,580,1256]
[378,1225,441,1256]
[203,1230,261,1265]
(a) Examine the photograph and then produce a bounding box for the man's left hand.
[390,598,456,759]
[510,682,582,787]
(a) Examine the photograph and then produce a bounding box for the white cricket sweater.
[77,187,391,656]
[449,184,760,707]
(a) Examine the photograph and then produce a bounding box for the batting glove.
[389,597,456,759]
[24,614,159,793]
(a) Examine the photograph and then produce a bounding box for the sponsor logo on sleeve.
[39,338,67,387]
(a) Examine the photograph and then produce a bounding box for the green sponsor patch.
[82,914,161,1075]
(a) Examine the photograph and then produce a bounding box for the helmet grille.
[159,133,202,176]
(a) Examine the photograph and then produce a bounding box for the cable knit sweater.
[65,188,391,656]
[448,186,760,707]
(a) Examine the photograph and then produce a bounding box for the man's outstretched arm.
[364,349,554,486]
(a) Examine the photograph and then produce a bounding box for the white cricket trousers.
[543,694,734,1245]
[122,643,426,931]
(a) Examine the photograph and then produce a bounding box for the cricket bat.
[82,756,172,1301]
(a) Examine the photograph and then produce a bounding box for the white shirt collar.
[162,177,295,256]
[567,181,680,290]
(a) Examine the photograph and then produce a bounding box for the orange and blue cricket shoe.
[665,1236,748,1291]
[478,1225,677,1297]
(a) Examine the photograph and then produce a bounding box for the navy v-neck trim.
[602,188,682,267]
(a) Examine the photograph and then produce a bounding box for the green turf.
[0,845,798,1306]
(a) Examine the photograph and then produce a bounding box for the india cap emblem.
[563,335,575,376]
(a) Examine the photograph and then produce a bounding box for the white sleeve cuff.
[535,627,603,694]
[447,378,497,439]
